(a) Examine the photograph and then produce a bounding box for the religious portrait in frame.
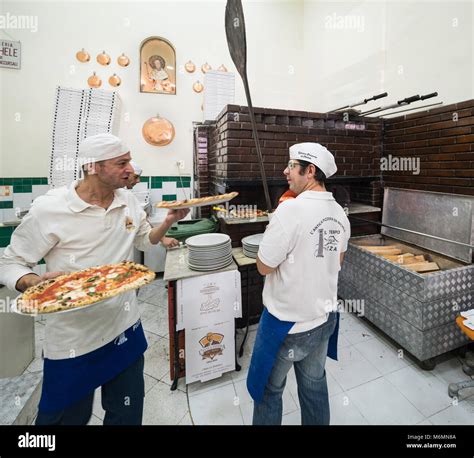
[140,37,176,95]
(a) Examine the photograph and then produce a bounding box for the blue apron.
[38,319,147,414]
[247,309,339,404]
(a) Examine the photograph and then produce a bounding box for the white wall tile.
[149,189,163,205]
[133,182,148,192]
[32,265,41,275]
[162,182,177,195]
[2,209,16,221]
[31,185,50,201]
[177,187,192,201]
[0,210,3,223]
[13,193,33,209]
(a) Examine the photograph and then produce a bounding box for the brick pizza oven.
[194,104,385,244]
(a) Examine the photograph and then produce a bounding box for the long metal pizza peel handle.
[225,0,272,212]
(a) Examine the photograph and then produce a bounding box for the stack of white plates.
[242,233,264,259]
[186,233,233,271]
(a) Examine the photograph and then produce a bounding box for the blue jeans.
[35,355,145,425]
[252,313,337,425]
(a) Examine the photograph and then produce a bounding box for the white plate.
[188,250,232,259]
[186,233,231,248]
[156,192,238,210]
[188,257,233,266]
[189,257,233,264]
[188,243,232,254]
[242,244,259,251]
[188,255,233,265]
[241,233,264,247]
[188,254,233,265]
[243,249,258,259]
[187,259,233,271]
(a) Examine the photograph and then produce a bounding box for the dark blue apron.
[38,319,147,414]
[247,309,339,404]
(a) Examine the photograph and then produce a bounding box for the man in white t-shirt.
[248,142,350,425]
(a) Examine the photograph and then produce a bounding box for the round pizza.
[16,261,155,315]
[155,192,239,209]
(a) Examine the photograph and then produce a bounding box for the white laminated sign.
[185,320,235,384]
[176,269,242,331]
[176,269,242,383]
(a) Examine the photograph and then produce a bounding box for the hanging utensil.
[225,0,272,212]
[361,92,438,116]
[380,102,443,118]
[328,92,388,113]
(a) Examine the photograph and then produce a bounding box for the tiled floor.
[26,278,474,426]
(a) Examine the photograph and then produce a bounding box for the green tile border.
[1,176,189,187]
[0,201,14,209]
[162,194,177,201]
[0,177,47,186]
[0,227,15,237]
[13,185,33,193]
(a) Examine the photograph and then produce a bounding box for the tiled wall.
[0,176,192,249]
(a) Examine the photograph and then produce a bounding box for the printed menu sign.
[177,269,242,383]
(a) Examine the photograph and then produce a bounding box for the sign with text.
[0,40,21,69]
[176,269,242,331]
[185,320,235,384]
[177,270,242,383]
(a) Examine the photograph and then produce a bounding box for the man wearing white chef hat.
[247,142,350,425]
[0,132,189,425]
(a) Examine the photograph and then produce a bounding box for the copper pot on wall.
[142,115,175,146]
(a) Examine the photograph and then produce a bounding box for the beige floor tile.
[142,381,189,425]
[144,337,171,381]
[188,383,243,425]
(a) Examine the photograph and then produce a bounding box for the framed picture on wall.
[140,36,176,95]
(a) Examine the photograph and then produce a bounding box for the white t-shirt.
[0,181,155,359]
[258,190,350,334]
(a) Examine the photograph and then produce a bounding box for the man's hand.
[165,208,190,225]
[161,236,180,249]
[15,271,67,293]
[149,208,190,245]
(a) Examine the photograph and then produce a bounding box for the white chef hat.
[78,133,129,166]
[130,160,143,176]
[289,142,337,178]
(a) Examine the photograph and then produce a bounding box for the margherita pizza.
[156,192,239,209]
[17,261,155,314]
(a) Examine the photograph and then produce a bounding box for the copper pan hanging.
[142,115,175,146]
[76,48,90,63]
